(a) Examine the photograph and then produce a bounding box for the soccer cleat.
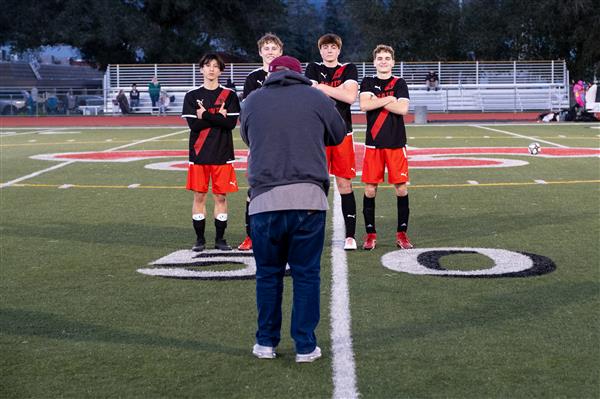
[362,233,377,250]
[252,344,276,359]
[192,239,205,252]
[343,237,357,251]
[396,232,414,249]
[237,236,253,251]
[296,346,322,363]
[214,239,232,251]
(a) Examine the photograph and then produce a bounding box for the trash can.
[414,105,428,124]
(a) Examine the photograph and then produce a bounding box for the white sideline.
[330,183,359,399]
[0,129,188,189]
[473,125,568,148]
[0,128,57,136]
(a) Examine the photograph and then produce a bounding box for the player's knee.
[337,177,352,194]
[193,191,207,203]
[213,193,227,205]
[395,184,408,197]
[364,185,377,198]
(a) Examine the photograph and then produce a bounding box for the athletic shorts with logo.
[326,133,356,179]
[361,147,409,184]
[186,163,238,194]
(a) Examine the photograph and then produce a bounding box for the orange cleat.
[396,232,414,249]
[238,236,253,251]
[362,233,377,250]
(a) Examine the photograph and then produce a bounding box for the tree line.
[1,0,597,79]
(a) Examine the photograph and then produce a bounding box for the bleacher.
[38,64,102,82]
[0,62,37,87]
[105,60,570,115]
[0,61,103,90]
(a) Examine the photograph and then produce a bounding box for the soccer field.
[1,123,599,398]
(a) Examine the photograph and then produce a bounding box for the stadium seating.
[103,61,571,114]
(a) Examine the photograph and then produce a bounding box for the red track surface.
[0,112,543,127]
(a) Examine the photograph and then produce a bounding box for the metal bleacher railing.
[104,60,569,115]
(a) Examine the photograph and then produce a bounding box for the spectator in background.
[116,89,131,114]
[573,80,586,108]
[67,90,76,114]
[225,78,237,91]
[22,90,34,116]
[425,70,439,91]
[148,76,161,110]
[30,87,39,115]
[130,83,140,109]
[158,90,170,115]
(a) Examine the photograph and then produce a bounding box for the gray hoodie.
[240,70,347,199]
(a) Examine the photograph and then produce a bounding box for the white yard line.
[0,128,58,137]
[1,129,188,189]
[0,160,79,189]
[330,183,359,399]
[472,125,568,148]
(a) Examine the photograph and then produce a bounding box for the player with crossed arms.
[237,33,284,251]
[359,44,414,251]
[181,54,240,252]
[305,33,359,250]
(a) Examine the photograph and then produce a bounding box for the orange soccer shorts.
[361,147,409,184]
[326,133,356,179]
[186,163,238,194]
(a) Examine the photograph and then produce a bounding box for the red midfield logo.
[31,145,600,173]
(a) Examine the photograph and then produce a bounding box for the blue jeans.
[251,210,325,354]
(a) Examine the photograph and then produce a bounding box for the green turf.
[1,123,599,398]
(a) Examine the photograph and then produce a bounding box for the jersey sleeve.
[181,92,197,119]
[242,75,256,100]
[360,77,374,95]
[201,89,239,130]
[227,90,240,112]
[305,63,319,83]
[396,79,410,100]
[181,91,212,131]
[343,63,359,85]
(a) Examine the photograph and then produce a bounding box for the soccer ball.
[528,142,541,155]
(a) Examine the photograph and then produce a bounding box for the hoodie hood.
[264,70,312,87]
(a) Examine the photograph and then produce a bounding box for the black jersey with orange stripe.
[305,62,358,132]
[359,76,410,148]
[181,85,240,165]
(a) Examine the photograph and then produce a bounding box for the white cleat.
[296,346,322,363]
[252,344,276,359]
[343,237,357,251]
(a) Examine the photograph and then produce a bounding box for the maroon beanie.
[268,56,302,74]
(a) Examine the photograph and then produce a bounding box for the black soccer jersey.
[243,68,268,99]
[359,76,410,148]
[181,85,240,165]
[305,62,358,133]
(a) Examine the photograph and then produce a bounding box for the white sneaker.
[295,346,322,363]
[343,237,357,250]
[252,344,276,359]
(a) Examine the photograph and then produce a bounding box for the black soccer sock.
[215,219,227,241]
[363,195,376,234]
[397,194,409,232]
[341,192,356,238]
[192,218,206,242]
